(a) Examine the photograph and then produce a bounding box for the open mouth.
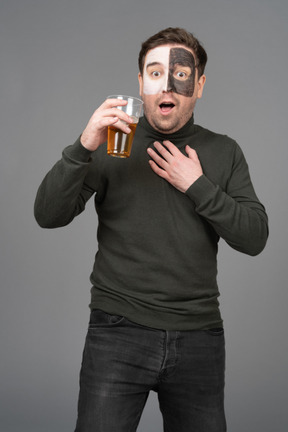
[159,102,175,113]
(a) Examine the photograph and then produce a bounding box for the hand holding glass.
[107,95,143,158]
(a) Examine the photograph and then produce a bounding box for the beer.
[107,117,138,158]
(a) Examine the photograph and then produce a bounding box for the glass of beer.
[107,95,143,158]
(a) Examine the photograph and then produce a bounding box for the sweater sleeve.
[34,137,96,228]
[185,143,268,256]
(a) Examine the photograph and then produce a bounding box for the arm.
[147,140,268,256]
[34,98,134,228]
[34,139,95,228]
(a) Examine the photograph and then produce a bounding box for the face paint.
[143,46,196,97]
[143,46,170,95]
[168,48,195,96]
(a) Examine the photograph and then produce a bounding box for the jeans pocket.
[205,328,224,336]
[88,309,125,328]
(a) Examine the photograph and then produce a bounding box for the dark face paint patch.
[168,48,196,97]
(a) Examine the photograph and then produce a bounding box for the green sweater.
[34,116,268,330]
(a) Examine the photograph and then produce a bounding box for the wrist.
[80,133,98,152]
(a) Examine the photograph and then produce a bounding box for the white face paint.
[142,46,170,95]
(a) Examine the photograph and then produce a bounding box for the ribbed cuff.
[185,175,217,206]
[64,136,93,162]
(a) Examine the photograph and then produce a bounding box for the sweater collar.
[138,114,197,144]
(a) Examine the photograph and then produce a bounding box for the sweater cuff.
[64,136,93,162]
[185,175,217,206]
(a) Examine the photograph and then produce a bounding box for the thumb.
[185,145,197,159]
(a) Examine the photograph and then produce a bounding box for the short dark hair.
[138,27,207,78]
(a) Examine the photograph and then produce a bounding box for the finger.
[112,119,132,134]
[162,140,182,157]
[153,141,174,163]
[185,145,199,160]
[101,108,134,124]
[103,98,128,109]
[96,116,131,134]
[148,160,169,180]
[97,99,133,124]
[147,147,169,169]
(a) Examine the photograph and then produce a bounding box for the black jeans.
[74,309,226,432]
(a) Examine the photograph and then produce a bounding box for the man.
[34,27,268,432]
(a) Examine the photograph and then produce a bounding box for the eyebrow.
[146,61,163,69]
[172,63,192,68]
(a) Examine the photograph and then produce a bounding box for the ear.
[138,72,143,97]
[196,74,206,99]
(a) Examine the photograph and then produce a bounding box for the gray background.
[1,0,287,431]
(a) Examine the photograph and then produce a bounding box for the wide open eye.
[151,70,161,78]
[174,70,190,80]
[176,71,186,78]
[172,64,192,81]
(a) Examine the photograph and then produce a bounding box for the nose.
[159,71,174,93]
[164,85,173,93]
[164,74,176,93]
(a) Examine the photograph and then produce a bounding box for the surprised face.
[138,44,206,134]
[142,46,196,97]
